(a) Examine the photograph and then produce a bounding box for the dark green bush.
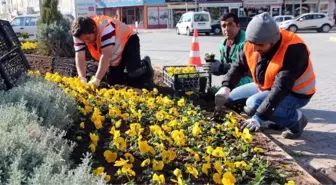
[36,18,74,57]
[40,0,62,25]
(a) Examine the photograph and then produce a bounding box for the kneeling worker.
[215,12,316,139]
[71,15,154,89]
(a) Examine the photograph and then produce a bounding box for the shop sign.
[244,0,283,4]
[74,0,96,18]
[96,0,144,8]
[146,0,165,4]
[165,0,223,3]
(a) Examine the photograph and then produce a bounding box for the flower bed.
[25,70,297,185]
[21,41,39,54]
[22,55,321,185]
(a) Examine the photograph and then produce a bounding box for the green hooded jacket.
[219,30,253,87]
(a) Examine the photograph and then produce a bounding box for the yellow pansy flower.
[285,180,295,185]
[124,153,135,163]
[152,160,164,171]
[253,147,264,153]
[103,150,117,163]
[201,162,211,176]
[222,171,236,185]
[89,133,99,146]
[213,173,222,184]
[141,158,151,167]
[185,164,198,178]
[152,173,165,184]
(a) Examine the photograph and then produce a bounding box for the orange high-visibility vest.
[87,15,134,66]
[244,29,316,95]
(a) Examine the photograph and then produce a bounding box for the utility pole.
[195,0,199,11]
[39,0,42,14]
[292,0,295,16]
[299,0,302,15]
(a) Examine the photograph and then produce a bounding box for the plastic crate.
[0,31,10,56]
[0,47,30,89]
[163,65,211,93]
[0,20,21,49]
[52,57,77,77]
[0,73,7,90]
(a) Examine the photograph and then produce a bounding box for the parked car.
[211,17,252,35]
[176,11,212,36]
[10,14,74,40]
[273,15,294,25]
[10,14,39,40]
[278,13,335,33]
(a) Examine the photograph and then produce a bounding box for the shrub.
[39,0,62,25]
[37,18,74,57]
[27,154,108,185]
[0,101,107,185]
[18,32,30,40]
[0,101,72,183]
[0,75,78,130]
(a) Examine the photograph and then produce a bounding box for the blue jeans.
[227,83,311,129]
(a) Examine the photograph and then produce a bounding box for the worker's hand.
[240,115,262,132]
[80,76,87,83]
[88,76,101,87]
[215,86,230,108]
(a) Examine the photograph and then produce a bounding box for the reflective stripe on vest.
[109,20,133,66]
[87,15,134,66]
[244,29,316,96]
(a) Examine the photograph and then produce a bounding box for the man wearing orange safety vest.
[71,15,154,89]
[215,12,316,139]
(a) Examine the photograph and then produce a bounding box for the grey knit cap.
[245,12,280,44]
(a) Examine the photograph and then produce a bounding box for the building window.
[10,17,24,27]
[319,3,328,14]
[121,7,144,26]
[204,7,229,21]
[127,9,135,24]
[136,7,143,24]
[245,6,270,17]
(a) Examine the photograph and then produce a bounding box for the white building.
[0,0,74,19]
[0,0,40,15]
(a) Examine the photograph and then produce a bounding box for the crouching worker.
[71,15,154,89]
[215,12,316,139]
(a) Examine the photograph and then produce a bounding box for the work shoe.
[281,113,308,139]
[143,56,154,78]
[268,124,285,131]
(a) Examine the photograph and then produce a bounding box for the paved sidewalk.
[139,31,336,184]
[266,32,336,184]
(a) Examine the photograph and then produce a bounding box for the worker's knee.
[245,91,269,112]
[245,96,261,112]
[243,106,256,116]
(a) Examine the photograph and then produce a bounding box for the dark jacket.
[222,36,313,120]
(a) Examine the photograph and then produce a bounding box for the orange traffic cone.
[188,28,202,66]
